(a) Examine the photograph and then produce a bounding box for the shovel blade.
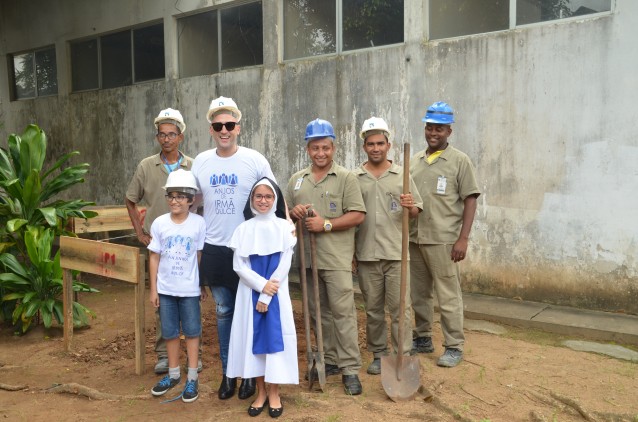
[315,353,327,391]
[307,354,327,392]
[380,355,421,402]
[307,356,316,391]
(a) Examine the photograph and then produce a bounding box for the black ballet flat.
[268,402,284,418]
[248,399,268,417]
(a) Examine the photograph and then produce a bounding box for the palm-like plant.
[0,124,98,332]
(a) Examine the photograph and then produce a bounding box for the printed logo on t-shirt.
[208,172,238,215]
[162,235,195,277]
[209,173,238,187]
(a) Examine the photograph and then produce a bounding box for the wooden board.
[69,206,145,234]
[60,236,140,284]
[60,237,146,375]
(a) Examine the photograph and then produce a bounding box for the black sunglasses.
[211,122,237,132]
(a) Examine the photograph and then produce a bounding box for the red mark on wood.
[103,252,116,265]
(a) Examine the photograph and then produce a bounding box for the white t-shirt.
[148,212,206,297]
[191,146,275,245]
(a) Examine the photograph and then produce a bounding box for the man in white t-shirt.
[191,96,275,401]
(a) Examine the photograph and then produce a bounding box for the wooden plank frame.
[60,236,146,375]
[69,206,145,234]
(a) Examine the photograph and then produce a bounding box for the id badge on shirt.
[436,175,447,195]
[294,177,303,190]
[389,195,400,212]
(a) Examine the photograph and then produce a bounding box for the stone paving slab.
[462,293,549,326]
[462,293,638,345]
[531,305,638,345]
[562,340,638,361]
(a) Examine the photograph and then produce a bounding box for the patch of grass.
[501,326,568,347]
[325,415,341,422]
[477,366,486,383]
[293,393,311,408]
[612,361,638,378]
[502,325,638,355]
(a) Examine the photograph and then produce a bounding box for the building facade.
[1,0,636,313]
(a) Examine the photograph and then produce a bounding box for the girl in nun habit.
[227,177,298,418]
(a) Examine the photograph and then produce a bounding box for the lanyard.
[161,152,183,173]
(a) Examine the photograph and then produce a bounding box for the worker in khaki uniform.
[285,118,366,395]
[353,117,423,375]
[409,102,480,368]
[126,108,199,374]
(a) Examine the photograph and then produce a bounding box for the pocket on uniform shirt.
[325,197,343,217]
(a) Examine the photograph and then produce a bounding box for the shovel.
[381,142,421,402]
[297,220,326,391]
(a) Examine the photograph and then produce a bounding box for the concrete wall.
[1,0,636,313]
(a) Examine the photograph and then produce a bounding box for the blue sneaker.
[437,348,463,367]
[182,379,199,403]
[151,375,180,396]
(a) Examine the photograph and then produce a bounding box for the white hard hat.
[359,117,391,140]
[154,108,186,133]
[206,96,242,123]
[163,169,199,195]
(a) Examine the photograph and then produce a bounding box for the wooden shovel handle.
[397,143,410,375]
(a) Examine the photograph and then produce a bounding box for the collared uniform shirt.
[126,152,193,232]
[285,162,366,271]
[354,162,423,261]
[409,145,480,245]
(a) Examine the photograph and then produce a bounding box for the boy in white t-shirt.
[148,169,207,403]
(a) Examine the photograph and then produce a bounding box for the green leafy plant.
[0,124,98,333]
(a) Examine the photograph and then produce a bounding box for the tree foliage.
[0,124,98,333]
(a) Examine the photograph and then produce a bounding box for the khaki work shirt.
[285,162,366,271]
[409,145,480,244]
[354,162,423,261]
[126,152,192,232]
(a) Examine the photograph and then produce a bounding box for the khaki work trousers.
[306,268,362,375]
[357,260,412,358]
[409,243,465,351]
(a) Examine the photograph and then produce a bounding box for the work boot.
[342,374,362,395]
[437,348,463,368]
[304,363,340,380]
[366,358,381,375]
[412,336,434,354]
[154,357,169,374]
[217,374,236,400]
[238,377,256,400]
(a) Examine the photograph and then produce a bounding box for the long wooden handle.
[297,221,313,358]
[309,232,324,354]
[396,143,410,376]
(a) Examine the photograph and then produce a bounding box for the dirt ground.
[1,276,637,422]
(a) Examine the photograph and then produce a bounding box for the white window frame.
[281,0,405,62]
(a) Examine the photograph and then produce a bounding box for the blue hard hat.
[422,101,455,124]
[304,118,336,141]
